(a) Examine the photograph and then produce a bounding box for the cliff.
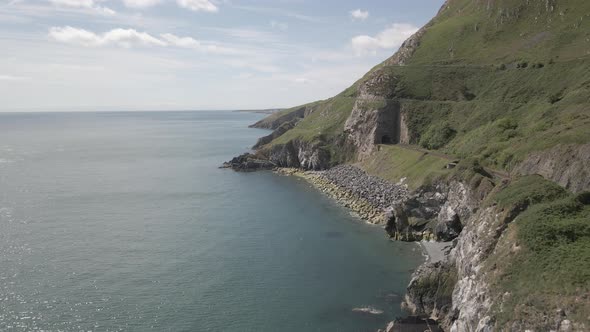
[228,0,590,330]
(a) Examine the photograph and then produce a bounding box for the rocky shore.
[276,165,409,224]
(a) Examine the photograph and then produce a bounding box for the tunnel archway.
[381,135,393,144]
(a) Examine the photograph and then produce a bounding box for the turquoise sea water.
[0,111,422,331]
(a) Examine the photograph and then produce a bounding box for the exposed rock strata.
[514,143,590,193]
[265,139,331,170]
[220,153,275,171]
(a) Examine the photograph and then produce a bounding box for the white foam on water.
[351,306,384,315]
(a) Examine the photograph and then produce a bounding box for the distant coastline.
[233,108,283,114]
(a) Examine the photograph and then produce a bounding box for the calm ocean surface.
[0,111,422,332]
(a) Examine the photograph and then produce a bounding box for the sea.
[0,111,423,332]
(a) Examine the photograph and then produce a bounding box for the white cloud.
[160,33,200,48]
[176,0,218,12]
[231,4,317,22]
[50,26,166,47]
[270,20,288,31]
[351,23,418,55]
[294,77,311,84]
[49,0,93,8]
[350,9,369,21]
[0,74,28,81]
[123,0,160,9]
[47,27,242,55]
[48,0,116,15]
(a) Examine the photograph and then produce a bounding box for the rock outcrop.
[253,119,298,149]
[265,139,331,170]
[386,178,493,241]
[402,261,457,327]
[250,104,316,130]
[514,143,590,193]
[344,98,403,160]
[221,153,275,171]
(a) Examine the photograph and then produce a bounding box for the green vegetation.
[388,59,590,170]
[256,0,590,172]
[409,0,590,65]
[412,264,457,309]
[360,145,451,190]
[419,121,457,150]
[492,175,569,208]
[486,176,590,327]
[268,96,355,146]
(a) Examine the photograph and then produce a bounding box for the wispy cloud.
[0,74,28,81]
[270,20,288,31]
[231,4,319,23]
[176,0,218,12]
[160,33,200,48]
[122,0,161,9]
[351,23,418,55]
[350,9,369,21]
[293,77,311,84]
[48,0,115,15]
[47,26,256,56]
[202,26,281,44]
[49,26,167,47]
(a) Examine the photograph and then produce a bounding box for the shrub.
[496,118,518,131]
[419,121,457,150]
[493,175,569,209]
[576,191,590,205]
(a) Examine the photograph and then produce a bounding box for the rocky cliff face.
[401,187,510,331]
[514,143,590,194]
[386,176,493,242]
[265,139,331,170]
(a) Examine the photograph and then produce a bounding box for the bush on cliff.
[490,176,590,326]
[419,121,457,150]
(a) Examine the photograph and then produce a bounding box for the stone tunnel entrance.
[374,100,403,147]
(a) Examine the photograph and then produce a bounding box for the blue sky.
[0,0,444,111]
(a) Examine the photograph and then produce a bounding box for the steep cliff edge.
[403,176,590,331]
[227,0,590,330]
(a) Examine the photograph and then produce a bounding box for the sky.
[0,0,445,111]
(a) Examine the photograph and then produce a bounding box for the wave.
[352,306,384,315]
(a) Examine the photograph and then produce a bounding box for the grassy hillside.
[360,145,452,190]
[486,176,590,328]
[254,0,590,174]
[409,0,590,65]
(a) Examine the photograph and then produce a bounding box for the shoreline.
[275,167,388,225]
[274,166,450,332]
[274,167,451,264]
